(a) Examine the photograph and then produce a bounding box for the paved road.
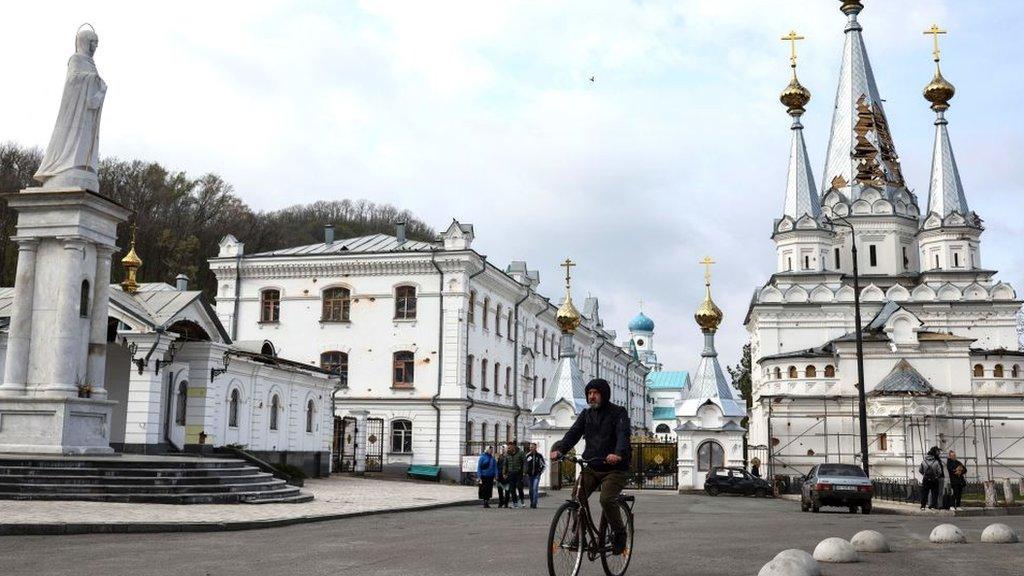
[2,493,1022,576]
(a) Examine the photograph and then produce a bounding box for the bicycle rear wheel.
[599,501,634,576]
[547,502,584,576]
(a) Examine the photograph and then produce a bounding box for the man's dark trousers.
[920,479,940,509]
[579,467,628,533]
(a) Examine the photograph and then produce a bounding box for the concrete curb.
[778,494,1024,517]
[0,498,483,536]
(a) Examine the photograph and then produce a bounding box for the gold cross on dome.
[924,24,947,64]
[560,258,576,291]
[699,256,715,285]
[781,30,805,69]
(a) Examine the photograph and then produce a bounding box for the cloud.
[2,0,1021,371]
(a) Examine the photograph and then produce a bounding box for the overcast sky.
[4,1,1023,372]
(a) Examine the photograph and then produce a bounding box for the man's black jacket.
[554,402,631,472]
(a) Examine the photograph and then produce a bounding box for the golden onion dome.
[923,69,955,111]
[556,294,582,334]
[121,244,142,268]
[780,75,811,115]
[694,284,723,333]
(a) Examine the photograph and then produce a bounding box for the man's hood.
[585,378,612,407]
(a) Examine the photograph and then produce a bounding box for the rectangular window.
[803,255,810,270]
[902,246,909,270]
[321,288,351,322]
[494,363,501,396]
[260,290,280,323]
[834,248,840,270]
[935,254,940,269]
[868,245,877,267]
[466,355,475,389]
[467,291,475,324]
[877,433,888,451]
[481,359,489,391]
[395,286,417,319]
[393,351,415,387]
[786,257,792,272]
[954,253,960,267]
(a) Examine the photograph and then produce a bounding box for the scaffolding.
[756,394,1024,482]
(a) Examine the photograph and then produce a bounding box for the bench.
[407,465,442,481]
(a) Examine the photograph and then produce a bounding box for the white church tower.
[628,305,661,371]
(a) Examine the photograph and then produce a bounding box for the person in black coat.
[946,450,968,511]
[550,378,631,554]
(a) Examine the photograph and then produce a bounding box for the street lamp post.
[826,214,871,476]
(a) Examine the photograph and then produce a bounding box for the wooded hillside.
[0,142,435,297]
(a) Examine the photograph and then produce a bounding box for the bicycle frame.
[563,457,634,561]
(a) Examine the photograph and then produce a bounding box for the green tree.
[727,342,752,428]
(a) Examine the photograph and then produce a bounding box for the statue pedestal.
[0,187,128,455]
[0,396,115,454]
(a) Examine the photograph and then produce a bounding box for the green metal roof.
[646,371,690,390]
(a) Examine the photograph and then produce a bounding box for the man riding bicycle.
[550,378,631,554]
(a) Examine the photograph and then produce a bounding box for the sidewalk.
[778,493,1024,516]
[0,476,481,535]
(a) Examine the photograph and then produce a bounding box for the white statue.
[34,26,107,192]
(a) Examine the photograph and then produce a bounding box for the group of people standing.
[476,442,546,509]
[919,446,969,511]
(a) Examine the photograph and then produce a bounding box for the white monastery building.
[210,221,651,480]
[747,1,1024,481]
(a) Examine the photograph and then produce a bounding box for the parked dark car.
[704,467,771,497]
[800,463,873,514]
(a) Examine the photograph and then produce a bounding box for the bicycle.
[546,455,636,576]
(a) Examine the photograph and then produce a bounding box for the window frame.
[392,351,415,388]
[259,289,281,323]
[321,287,352,322]
[174,381,188,426]
[320,351,349,387]
[394,285,417,320]
[269,394,280,431]
[306,399,316,433]
[390,419,413,453]
[697,440,724,472]
[228,388,240,428]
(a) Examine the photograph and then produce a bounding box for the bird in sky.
[589,75,595,82]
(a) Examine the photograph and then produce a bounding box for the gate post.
[351,410,369,475]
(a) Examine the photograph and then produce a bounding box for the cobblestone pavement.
[0,476,477,529]
[3,492,1022,576]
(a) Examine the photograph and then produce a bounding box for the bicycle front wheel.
[599,500,634,576]
[547,502,584,576]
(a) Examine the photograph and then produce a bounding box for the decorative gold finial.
[555,258,582,334]
[922,24,954,112]
[120,222,142,295]
[840,0,864,16]
[694,256,723,333]
[779,30,811,116]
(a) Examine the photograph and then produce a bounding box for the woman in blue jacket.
[477,446,498,508]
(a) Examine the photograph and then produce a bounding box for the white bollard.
[1001,478,1015,505]
[984,481,998,507]
[930,524,967,543]
[758,557,813,576]
[773,549,820,576]
[981,523,1020,544]
[851,530,890,553]
[812,538,860,563]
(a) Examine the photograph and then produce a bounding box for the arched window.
[467,290,476,324]
[655,423,671,434]
[787,366,798,379]
[482,298,490,329]
[306,400,316,433]
[541,377,547,397]
[506,423,512,443]
[805,365,817,378]
[824,365,836,378]
[269,394,280,431]
[321,287,351,322]
[467,421,474,444]
[542,332,549,357]
[80,280,90,318]
[506,313,513,340]
[481,421,488,445]
[505,366,511,396]
[994,364,1005,378]
[493,362,501,395]
[395,286,417,320]
[174,381,188,425]
[495,305,503,337]
[533,376,539,399]
[320,351,349,387]
[973,364,984,378]
[1013,365,1020,378]
[391,419,413,453]
[393,351,415,387]
[494,422,500,444]
[481,359,489,391]
[773,367,782,380]
[466,354,475,389]
[260,289,280,323]
[228,388,240,428]
[697,440,724,471]
[533,328,539,351]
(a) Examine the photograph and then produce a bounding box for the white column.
[0,240,39,395]
[351,409,369,475]
[121,333,175,447]
[86,246,115,399]
[46,239,87,396]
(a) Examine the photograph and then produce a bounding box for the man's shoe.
[483,502,491,508]
[611,530,628,555]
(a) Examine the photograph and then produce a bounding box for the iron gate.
[627,441,678,490]
[333,416,384,473]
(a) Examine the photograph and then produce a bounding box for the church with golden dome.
[746,1,1024,481]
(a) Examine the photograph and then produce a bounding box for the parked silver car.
[800,463,873,514]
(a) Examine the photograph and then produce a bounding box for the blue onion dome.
[628,311,655,333]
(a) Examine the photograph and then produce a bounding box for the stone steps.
[0,456,312,504]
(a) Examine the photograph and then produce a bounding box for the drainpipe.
[625,357,636,432]
[231,253,242,340]
[430,250,445,467]
[464,257,487,446]
[512,287,530,441]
